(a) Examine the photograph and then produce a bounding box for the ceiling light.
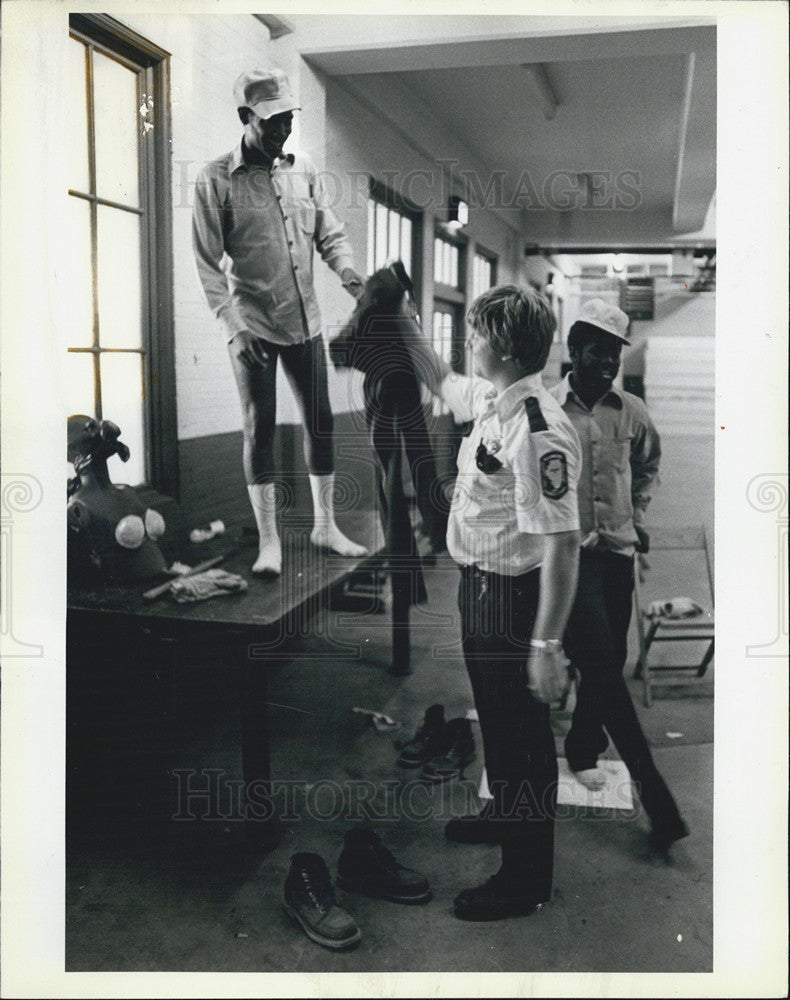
[447,195,468,229]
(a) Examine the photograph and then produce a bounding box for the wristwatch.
[529,638,562,650]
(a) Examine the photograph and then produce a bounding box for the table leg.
[390,569,411,675]
[240,654,281,852]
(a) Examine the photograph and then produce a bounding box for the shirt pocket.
[601,431,632,473]
[293,199,316,235]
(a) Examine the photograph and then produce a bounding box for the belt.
[460,563,540,584]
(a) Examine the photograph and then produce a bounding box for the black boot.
[283,853,361,950]
[454,872,547,922]
[337,828,432,904]
[396,704,446,768]
[422,717,476,784]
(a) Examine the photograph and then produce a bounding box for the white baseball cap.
[577,298,630,344]
[233,68,300,120]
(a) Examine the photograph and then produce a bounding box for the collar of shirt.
[555,373,624,411]
[231,141,295,174]
[493,372,544,421]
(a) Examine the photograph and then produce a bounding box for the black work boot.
[454,873,547,922]
[337,828,432,904]
[283,853,361,950]
[396,704,446,768]
[421,717,476,784]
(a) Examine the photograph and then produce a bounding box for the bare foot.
[252,540,282,576]
[310,526,368,557]
[572,767,607,791]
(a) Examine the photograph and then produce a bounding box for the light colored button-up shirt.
[550,374,661,555]
[192,145,355,345]
[442,371,581,576]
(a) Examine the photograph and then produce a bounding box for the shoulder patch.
[524,396,549,433]
[540,451,569,499]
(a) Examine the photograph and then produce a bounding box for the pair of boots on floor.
[248,473,367,576]
[283,828,430,951]
[283,824,544,951]
[396,704,475,783]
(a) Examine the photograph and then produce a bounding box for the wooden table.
[67,515,384,850]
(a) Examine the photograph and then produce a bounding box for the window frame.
[367,178,423,305]
[471,245,498,301]
[68,14,177,496]
[433,226,466,306]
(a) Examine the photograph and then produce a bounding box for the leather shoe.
[283,852,361,950]
[337,828,432,904]
[421,717,475,783]
[454,874,546,922]
[396,704,446,768]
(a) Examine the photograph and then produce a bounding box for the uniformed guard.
[550,298,689,853]
[422,284,582,921]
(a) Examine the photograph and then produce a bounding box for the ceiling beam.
[302,25,715,77]
[523,64,559,121]
[526,243,716,255]
[672,49,716,232]
[252,14,294,40]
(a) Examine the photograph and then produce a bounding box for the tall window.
[432,231,466,414]
[471,249,497,301]
[433,235,460,287]
[65,15,175,493]
[366,180,418,281]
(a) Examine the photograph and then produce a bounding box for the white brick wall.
[118,12,296,440]
[104,13,541,440]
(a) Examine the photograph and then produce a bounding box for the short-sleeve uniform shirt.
[442,371,581,576]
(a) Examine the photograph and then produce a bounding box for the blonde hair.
[467,285,556,374]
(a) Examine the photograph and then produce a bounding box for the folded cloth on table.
[169,568,247,603]
[645,597,706,619]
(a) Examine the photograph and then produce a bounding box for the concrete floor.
[66,434,715,974]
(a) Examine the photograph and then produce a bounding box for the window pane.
[400,216,412,275]
[65,351,97,421]
[101,352,146,486]
[450,246,459,288]
[68,37,90,193]
[97,205,143,349]
[443,312,453,360]
[61,196,94,349]
[366,199,375,275]
[375,203,388,272]
[387,208,400,262]
[93,50,140,207]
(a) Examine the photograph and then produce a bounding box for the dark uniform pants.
[563,548,683,830]
[458,565,557,902]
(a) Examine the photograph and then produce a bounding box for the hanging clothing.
[329,267,446,608]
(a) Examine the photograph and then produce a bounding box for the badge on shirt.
[540,451,568,499]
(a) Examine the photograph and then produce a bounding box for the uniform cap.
[233,68,300,120]
[577,298,630,344]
